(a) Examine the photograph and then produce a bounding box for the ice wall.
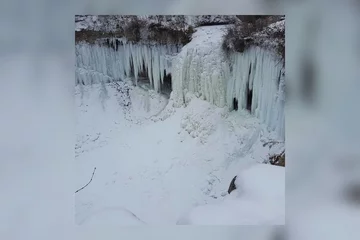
[75,27,284,139]
[227,47,285,140]
[76,39,178,92]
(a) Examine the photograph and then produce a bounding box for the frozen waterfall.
[75,39,179,92]
[227,47,285,140]
[171,26,285,139]
[75,28,285,139]
[171,26,230,108]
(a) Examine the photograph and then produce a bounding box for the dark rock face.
[234,38,246,53]
[228,175,237,194]
[233,98,238,111]
[75,15,195,45]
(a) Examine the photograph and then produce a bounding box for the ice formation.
[76,38,179,92]
[171,26,230,107]
[171,26,285,139]
[76,25,284,139]
[227,47,285,139]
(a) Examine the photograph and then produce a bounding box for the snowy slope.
[75,82,283,225]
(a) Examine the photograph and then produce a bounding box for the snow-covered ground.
[75,81,284,225]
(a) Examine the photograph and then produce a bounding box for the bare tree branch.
[75,167,96,193]
[263,140,284,148]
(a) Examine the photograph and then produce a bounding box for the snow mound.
[178,164,284,225]
[235,164,285,202]
[180,96,226,144]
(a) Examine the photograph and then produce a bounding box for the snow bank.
[178,164,284,225]
[75,39,178,92]
[235,164,284,202]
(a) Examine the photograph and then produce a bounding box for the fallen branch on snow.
[75,167,96,193]
[263,140,284,148]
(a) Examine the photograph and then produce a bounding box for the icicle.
[76,40,179,93]
[227,46,285,140]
